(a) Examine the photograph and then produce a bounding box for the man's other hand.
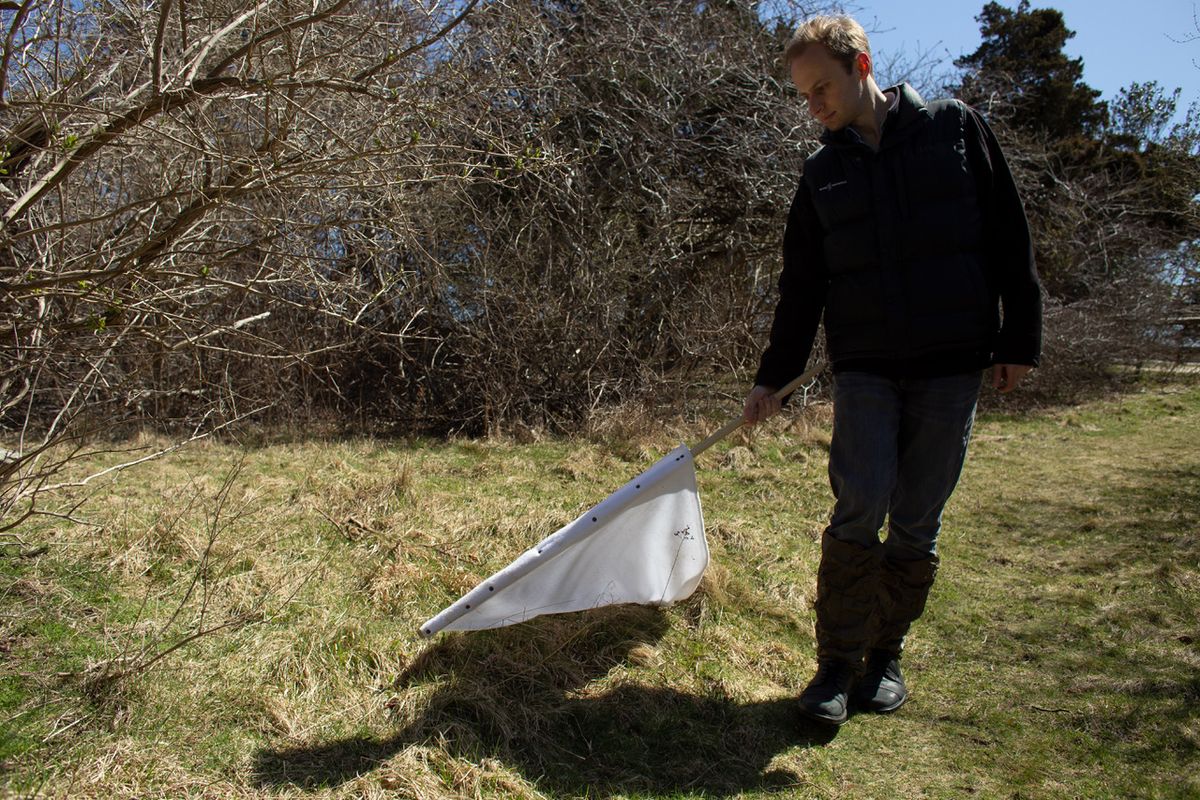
[743,384,782,425]
[992,364,1032,393]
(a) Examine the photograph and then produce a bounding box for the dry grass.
[2,378,1198,798]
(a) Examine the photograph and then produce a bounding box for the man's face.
[790,43,870,132]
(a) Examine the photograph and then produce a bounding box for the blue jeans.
[826,371,981,561]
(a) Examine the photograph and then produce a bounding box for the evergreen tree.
[954,1,1105,139]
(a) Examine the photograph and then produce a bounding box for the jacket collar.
[818,83,929,150]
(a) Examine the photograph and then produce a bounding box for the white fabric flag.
[420,444,708,636]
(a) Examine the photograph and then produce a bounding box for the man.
[743,15,1042,725]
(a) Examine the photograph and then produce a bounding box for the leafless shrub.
[0,0,537,527]
[1,2,829,529]
[376,0,821,434]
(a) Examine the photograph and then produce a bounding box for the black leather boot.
[802,533,881,724]
[855,553,938,712]
[799,660,857,725]
[855,649,907,712]
[813,532,881,665]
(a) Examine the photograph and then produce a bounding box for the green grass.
[1,376,1198,798]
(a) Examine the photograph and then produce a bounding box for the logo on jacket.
[819,180,848,192]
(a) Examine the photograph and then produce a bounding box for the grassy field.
[2,375,1198,799]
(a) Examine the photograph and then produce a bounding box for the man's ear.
[856,51,871,79]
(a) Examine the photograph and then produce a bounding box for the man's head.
[784,15,872,74]
[785,15,878,133]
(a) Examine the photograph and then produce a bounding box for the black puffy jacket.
[755,84,1042,388]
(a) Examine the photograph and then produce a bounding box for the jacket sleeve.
[964,104,1043,366]
[753,178,828,392]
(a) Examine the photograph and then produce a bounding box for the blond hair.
[784,15,871,73]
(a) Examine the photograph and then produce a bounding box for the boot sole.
[866,697,906,713]
[798,705,849,725]
[857,691,907,714]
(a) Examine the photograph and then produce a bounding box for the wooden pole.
[689,361,826,458]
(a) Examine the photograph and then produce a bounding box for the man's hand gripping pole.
[690,362,826,458]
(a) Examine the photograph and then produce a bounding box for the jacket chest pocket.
[809,162,870,233]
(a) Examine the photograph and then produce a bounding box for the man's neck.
[851,84,894,151]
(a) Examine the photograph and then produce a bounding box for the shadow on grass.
[251,605,835,796]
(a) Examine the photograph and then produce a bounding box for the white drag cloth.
[420,444,707,636]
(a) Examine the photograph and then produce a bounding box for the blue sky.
[848,0,1199,121]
